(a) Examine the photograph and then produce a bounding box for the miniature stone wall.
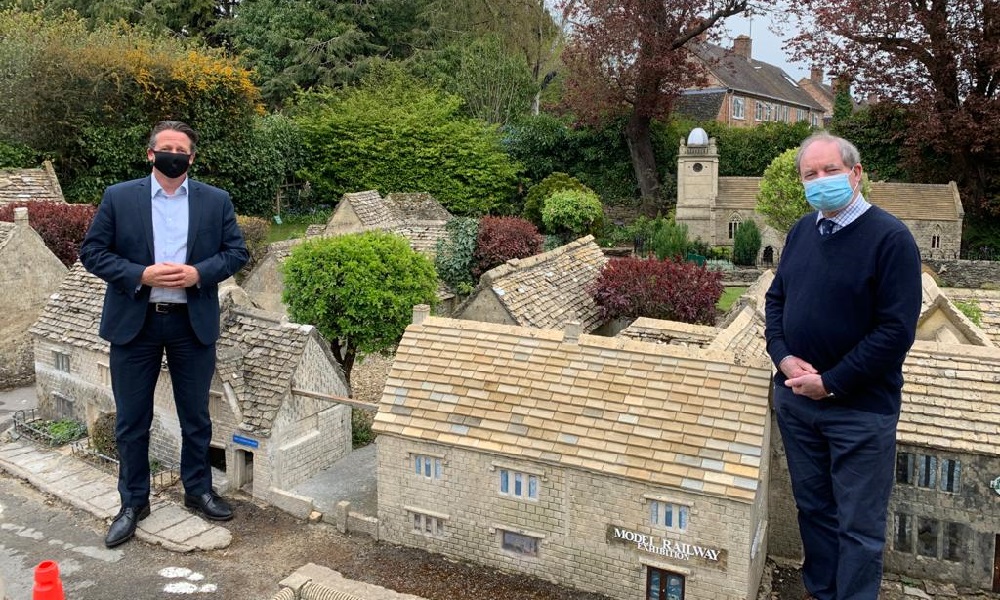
[924,259,1000,289]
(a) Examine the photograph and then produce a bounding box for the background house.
[674,135,965,262]
[451,235,610,334]
[676,36,826,128]
[0,207,66,388]
[0,161,65,207]
[29,267,353,507]
[374,305,773,600]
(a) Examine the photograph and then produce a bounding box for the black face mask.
[152,151,191,179]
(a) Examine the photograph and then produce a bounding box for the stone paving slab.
[0,437,231,552]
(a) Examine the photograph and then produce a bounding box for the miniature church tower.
[674,127,718,244]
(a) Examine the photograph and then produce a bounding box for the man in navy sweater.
[765,134,922,600]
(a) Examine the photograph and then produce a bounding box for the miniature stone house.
[29,265,352,506]
[374,302,773,600]
[0,208,66,388]
[243,190,456,316]
[451,235,611,334]
[0,161,65,207]
[674,137,965,262]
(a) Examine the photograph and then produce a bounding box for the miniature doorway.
[646,567,685,600]
[233,449,254,492]
[993,534,1000,592]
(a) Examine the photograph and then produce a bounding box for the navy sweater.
[765,206,922,414]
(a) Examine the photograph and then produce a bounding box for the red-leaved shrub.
[589,257,723,325]
[472,216,544,277]
[0,202,97,266]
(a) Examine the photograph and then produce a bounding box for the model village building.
[29,264,353,508]
[374,296,774,600]
[674,134,965,264]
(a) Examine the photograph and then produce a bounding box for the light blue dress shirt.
[815,194,871,234]
[149,175,190,304]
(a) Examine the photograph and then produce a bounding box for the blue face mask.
[803,173,858,212]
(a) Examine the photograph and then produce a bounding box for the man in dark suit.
[80,120,249,548]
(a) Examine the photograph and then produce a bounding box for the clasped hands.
[141,262,200,288]
[780,355,831,400]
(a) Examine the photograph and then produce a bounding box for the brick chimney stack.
[811,67,824,83]
[13,206,28,228]
[732,35,752,60]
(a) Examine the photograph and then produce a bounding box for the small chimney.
[412,304,430,325]
[13,207,28,227]
[563,321,582,344]
[810,67,824,83]
[732,35,752,60]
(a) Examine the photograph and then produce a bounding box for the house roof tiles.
[693,43,824,111]
[0,162,64,206]
[375,313,772,503]
[467,235,608,331]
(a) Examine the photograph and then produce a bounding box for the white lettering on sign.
[612,527,721,562]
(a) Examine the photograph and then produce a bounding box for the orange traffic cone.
[33,560,64,600]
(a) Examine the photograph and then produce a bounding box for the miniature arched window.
[931,225,942,249]
[728,213,743,239]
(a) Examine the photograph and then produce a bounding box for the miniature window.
[728,214,742,240]
[732,96,745,120]
[411,512,445,537]
[895,452,914,484]
[501,530,539,556]
[943,522,965,562]
[940,458,960,493]
[98,363,110,386]
[498,469,538,500]
[54,351,70,372]
[931,235,941,249]
[413,455,442,480]
[650,500,689,532]
[917,517,939,558]
[893,512,912,552]
[917,455,937,488]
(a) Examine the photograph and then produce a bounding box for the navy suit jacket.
[80,176,249,346]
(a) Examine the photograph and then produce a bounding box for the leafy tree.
[522,172,591,227]
[0,202,97,266]
[732,219,761,266]
[589,256,722,325]
[701,121,813,177]
[541,189,604,237]
[281,231,438,383]
[650,218,689,260]
[435,217,480,294]
[783,0,1000,216]
[235,215,271,278]
[830,102,910,182]
[756,149,807,233]
[560,0,752,203]
[831,78,854,125]
[472,216,544,277]
[292,65,520,215]
[0,140,37,168]
[757,148,873,233]
[223,0,427,107]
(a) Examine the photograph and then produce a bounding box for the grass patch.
[717,286,747,313]
[266,222,309,243]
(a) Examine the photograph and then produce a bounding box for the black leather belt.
[150,302,187,314]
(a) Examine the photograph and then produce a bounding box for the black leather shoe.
[105,504,150,548]
[184,492,233,521]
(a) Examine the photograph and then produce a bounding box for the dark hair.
[148,120,198,153]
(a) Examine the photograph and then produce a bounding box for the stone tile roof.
[385,193,453,222]
[0,161,64,206]
[694,43,825,111]
[0,221,15,254]
[464,235,608,331]
[675,90,725,122]
[218,306,320,434]
[374,316,772,502]
[618,318,719,348]
[394,223,450,256]
[898,341,1000,456]
[29,262,108,352]
[715,177,964,223]
[30,264,329,435]
[340,190,398,229]
[917,275,994,346]
[869,181,963,221]
[943,288,1000,346]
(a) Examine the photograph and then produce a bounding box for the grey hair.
[795,133,861,172]
[147,120,198,153]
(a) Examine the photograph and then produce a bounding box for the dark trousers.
[109,306,216,507]
[773,385,898,600]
